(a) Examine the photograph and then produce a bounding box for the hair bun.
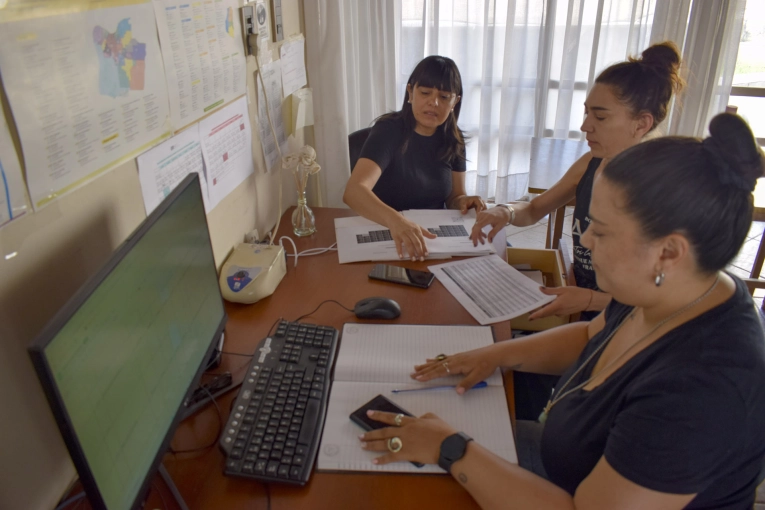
[706,113,764,192]
[640,41,681,74]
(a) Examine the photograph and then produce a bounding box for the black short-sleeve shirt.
[540,276,765,508]
[359,116,466,211]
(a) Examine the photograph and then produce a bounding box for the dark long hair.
[603,113,764,274]
[377,55,467,163]
[596,41,684,131]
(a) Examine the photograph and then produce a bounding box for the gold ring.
[435,354,447,361]
[443,361,451,374]
[394,413,404,427]
[387,437,403,453]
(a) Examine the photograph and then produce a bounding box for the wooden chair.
[546,198,576,250]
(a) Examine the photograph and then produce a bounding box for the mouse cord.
[168,385,223,455]
[294,300,353,323]
[278,236,337,268]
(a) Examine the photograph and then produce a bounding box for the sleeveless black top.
[572,157,601,293]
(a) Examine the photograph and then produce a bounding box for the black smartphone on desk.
[350,394,423,467]
[369,264,435,289]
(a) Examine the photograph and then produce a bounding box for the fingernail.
[456,387,465,395]
[358,434,365,440]
[415,375,426,380]
[361,442,367,449]
[366,410,374,416]
[372,458,379,465]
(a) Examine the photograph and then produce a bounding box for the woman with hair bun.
[471,41,684,321]
[360,113,765,509]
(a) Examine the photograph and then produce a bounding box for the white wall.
[0,1,308,508]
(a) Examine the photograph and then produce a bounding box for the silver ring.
[443,361,451,374]
[394,413,404,427]
[387,436,403,453]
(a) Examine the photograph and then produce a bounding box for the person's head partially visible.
[581,113,765,307]
[403,55,463,137]
[582,41,684,160]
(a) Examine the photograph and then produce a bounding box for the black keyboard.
[219,320,339,485]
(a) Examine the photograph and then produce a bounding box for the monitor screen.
[29,174,226,510]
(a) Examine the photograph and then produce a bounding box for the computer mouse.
[354,297,401,320]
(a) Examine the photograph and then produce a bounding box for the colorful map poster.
[0,1,171,210]
[153,0,246,130]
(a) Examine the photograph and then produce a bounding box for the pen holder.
[292,190,316,237]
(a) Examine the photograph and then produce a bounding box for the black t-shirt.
[540,276,765,508]
[572,156,601,292]
[359,116,466,211]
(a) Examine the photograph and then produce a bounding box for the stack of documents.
[317,324,516,473]
[334,209,500,264]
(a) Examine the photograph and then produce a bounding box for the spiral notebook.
[317,323,517,474]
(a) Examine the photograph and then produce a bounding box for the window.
[731,0,765,146]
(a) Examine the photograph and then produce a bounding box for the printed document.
[0,112,29,228]
[198,96,254,210]
[0,2,172,210]
[153,0,247,130]
[318,324,516,473]
[279,38,307,98]
[429,255,555,325]
[256,60,288,172]
[137,125,210,215]
[334,210,496,264]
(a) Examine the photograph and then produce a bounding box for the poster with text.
[153,0,246,130]
[0,1,172,209]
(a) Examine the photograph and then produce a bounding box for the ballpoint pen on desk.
[391,381,488,394]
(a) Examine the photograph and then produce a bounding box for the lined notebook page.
[318,324,516,474]
[317,381,516,473]
[334,324,503,386]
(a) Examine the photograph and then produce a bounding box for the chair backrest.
[348,127,372,172]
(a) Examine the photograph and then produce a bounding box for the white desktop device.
[220,243,287,303]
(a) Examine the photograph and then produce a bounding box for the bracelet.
[585,289,594,311]
[496,204,515,225]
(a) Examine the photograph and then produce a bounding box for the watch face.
[439,432,473,471]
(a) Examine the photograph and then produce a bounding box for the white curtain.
[304,0,400,207]
[304,0,745,206]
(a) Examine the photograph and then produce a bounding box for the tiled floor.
[507,206,765,307]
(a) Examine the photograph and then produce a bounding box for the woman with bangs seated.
[343,55,486,262]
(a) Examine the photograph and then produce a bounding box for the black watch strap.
[438,432,473,472]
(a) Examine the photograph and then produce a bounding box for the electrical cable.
[278,236,337,267]
[253,41,285,246]
[294,300,354,323]
[53,492,86,510]
[151,481,168,510]
[169,385,223,455]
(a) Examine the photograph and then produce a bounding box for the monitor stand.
[158,464,189,510]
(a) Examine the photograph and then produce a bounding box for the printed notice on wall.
[198,96,254,210]
[256,60,287,173]
[153,0,246,130]
[0,1,172,210]
[0,113,29,229]
[137,125,210,216]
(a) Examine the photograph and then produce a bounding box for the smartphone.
[350,394,423,467]
[368,264,435,289]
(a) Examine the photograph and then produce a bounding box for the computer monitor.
[28,174,226,510]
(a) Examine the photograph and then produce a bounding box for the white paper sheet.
[256,60,288,172]
[429,255,556,325]
[279,38,307,98]
[318,324,516,473]
[0,2,172,210]
[0,112,29,228]
[137,126,210,215]
[334,210,495,264]
[198,96,254,210]
[153,0,246,130]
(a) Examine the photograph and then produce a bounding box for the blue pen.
[391,381,488,394]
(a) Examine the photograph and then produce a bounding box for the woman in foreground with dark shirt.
[360,113,765,509]
[343,55,485,261]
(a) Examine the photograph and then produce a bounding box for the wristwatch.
[495,204,515,225]
[438,432,473,472]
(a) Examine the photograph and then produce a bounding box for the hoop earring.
[654,272,665,287]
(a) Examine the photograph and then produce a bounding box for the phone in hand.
[368,264,435,289]
[350,394,423,467]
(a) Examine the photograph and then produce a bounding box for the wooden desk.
[163,207,515,510]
